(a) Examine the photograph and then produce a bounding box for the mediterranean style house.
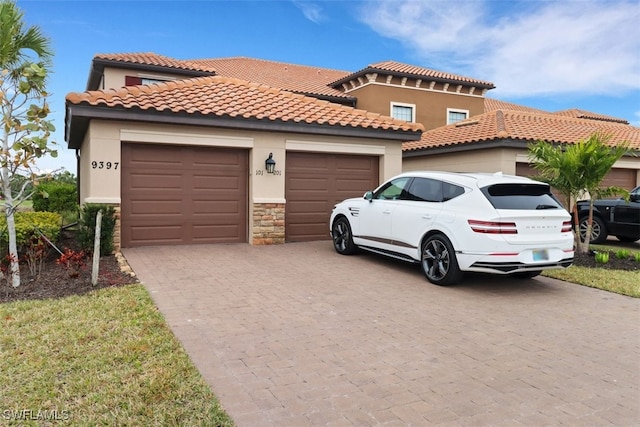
[404,99,640,191]
[65,53,640,249]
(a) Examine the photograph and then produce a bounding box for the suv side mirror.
[364,191,373,202]
[630,193,639,203]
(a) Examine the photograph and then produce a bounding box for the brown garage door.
[600,168,636,190]
[121,143,248,247]
[517,163,636,195]
[516,163,636,205]
[285,151,379,241]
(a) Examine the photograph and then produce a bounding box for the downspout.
[76,149,81,206]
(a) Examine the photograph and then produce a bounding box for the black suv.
[577,186,640,243]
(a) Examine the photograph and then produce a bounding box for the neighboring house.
[65,52,638,249]
[65,53,423,248]
[402,108,640,190]
[326,61,495,130]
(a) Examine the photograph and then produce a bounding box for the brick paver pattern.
[122,242,640,426]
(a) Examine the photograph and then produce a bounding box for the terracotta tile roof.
[403,109,640,152]
[484,98,547,114]
[94,52,214,73]
[332,60,495,88]
[66,75,424,133]
[485,100,630,125]
[552,108,629,124]
[189,57,352,100]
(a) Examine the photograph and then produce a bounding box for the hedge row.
[0,211,62,250]
[32,182,77,213]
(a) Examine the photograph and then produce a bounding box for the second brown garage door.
[517,163,637,198]
[121,143,248,247]
[285,151,379,241]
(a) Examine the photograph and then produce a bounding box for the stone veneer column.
[112,204,121,252]
[252,203,285,245]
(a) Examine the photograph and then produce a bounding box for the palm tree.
[0,0,53,288]
[529,133,630,254]
[0,1,52,75]
[571,133,629,252]
[529,139,585,249]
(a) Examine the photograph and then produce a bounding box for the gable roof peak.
[93,51,215,73]
[331,60,495,89]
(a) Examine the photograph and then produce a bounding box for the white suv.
[330,171,574,285]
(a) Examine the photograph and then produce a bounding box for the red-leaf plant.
[56,248,86,278]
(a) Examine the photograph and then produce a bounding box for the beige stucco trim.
[84,197,121,204]
[253,197,287,204]
[342,81,486,98]
[518,152,640,170]
[285,139,386,155]
[403,148,522,174]
[612,158,640,169]
[120,129,254,148]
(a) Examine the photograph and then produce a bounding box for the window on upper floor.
[447,108,469,124]
[125,75,170,86]
[391,102,416,122]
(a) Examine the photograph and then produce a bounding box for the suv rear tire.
[421,234,463,286]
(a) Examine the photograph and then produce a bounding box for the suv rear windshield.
[481,183,563,210]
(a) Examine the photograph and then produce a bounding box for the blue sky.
[16,0,640,172]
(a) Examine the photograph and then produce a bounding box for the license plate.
[532,249,549,261]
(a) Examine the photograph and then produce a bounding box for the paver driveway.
[122,241,640,426]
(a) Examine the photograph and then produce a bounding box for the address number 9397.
[91,161,119,170]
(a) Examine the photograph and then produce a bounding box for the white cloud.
[360,0,640,97]
[293,1,325,24]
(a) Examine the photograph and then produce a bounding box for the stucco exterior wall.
[403,148,640,187]
[348,84,486,131]
[81,121,402,202]
[402,148,523,174]
[100,67,193,90]
[79,120,404,247]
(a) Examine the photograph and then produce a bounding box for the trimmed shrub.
[32,182,77,213]
[78,204,116,255]
[0,211,62,253]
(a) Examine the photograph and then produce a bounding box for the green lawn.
[0,285,235,426]
[543,244,640,298]
[1,242,637,426]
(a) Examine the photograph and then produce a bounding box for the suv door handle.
[383,210,392,214]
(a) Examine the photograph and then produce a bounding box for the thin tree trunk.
[571,203,583,253]
[1,164,20,288]
[6,205,20,288]
[579,201,596,255]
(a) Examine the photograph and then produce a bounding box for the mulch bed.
[1,231,139,304]
[572,250,639,271]
[0,254,139,303]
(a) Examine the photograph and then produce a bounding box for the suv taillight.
[562,221,572,233]
[468,220,518,234]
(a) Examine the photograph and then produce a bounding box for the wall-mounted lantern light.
[265,153,276,174]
